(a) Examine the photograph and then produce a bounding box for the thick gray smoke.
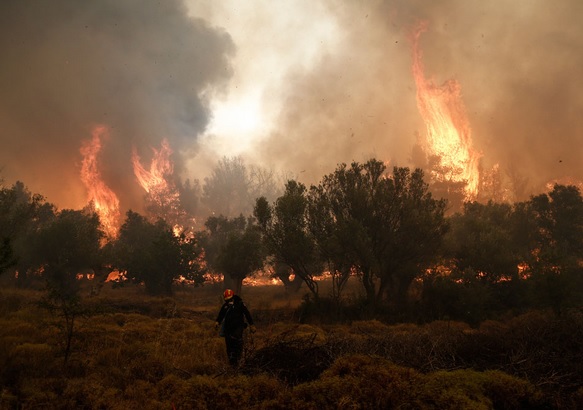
[2,0,582,214]
[256,0,583,199]
[0,0,234,210]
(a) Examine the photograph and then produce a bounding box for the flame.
[80,126,121,238]
[545,177,583,193]
[411,22,481,200]
[132,138,188,233]
[132,138,174,193]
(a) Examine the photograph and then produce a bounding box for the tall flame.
[80,126,121,238]
[132,138,174,194]
[411,22,481,200]
[132,138,187,233]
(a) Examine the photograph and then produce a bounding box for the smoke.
[2,0,582,215]
[0,0,234,210]
[195,0,583,199]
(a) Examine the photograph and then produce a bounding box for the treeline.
[1,158,583,325]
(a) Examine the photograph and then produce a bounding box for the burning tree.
[132,139,195,234]
[410,22,481,211]
[80,126,121,239]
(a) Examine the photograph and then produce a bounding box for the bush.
[421,369,548,410]
[244,327,333,385]
[291,355,423,409]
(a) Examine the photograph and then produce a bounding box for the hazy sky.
[1,0,582,213]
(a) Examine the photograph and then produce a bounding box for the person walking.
[215,289,255,367]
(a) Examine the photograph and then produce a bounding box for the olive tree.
[199,214,264,295]
[109,211,206,295]
[528,184,583,313]
[0,181,55,285]
[32,209,104,363]
[308,160,448,309]
[255,180,322,297]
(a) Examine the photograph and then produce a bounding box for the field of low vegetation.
[1,280,581,410]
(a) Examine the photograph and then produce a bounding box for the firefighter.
[215,289,255,367]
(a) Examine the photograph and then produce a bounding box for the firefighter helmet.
[223,289,234,301]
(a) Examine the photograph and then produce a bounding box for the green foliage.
[528,185,583,313]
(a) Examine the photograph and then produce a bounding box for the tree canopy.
[256,160,449,308]
[109,211,206,295]
[255,180,322,296]
[199,214,264,294]
[308,161,448,307]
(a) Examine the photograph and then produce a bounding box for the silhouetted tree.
[255,181,322,297]
[308,161,448,310]
[0,181,55,286]
[529,184,583,313]
[31,209,104,363]
[307,185,353,301]
[0,237,14,273]
[202,156,253,218]
[177,177,201,228]
[445,201,521,284]
[110,211,205,295]
[199,214,264,295]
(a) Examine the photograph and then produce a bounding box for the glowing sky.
[1,0,582,213]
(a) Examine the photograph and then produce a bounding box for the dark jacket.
[216,295,254,336]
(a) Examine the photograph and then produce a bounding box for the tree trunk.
[232,275,244,296]
[276,263,303,293]
[360,266,376,306]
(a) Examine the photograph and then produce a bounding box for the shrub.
[291,355,423,409]
[420,369,548,410]
[244,329,333,385]
[482,370,547,409]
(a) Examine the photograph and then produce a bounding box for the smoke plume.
[2,0,582,217]
[243,0,583,199]
[0,0,234,210]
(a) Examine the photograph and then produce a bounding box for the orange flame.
[132,138,186,233]
[80,126,121,238]
[411,22,481,200]
[132,138,174,194]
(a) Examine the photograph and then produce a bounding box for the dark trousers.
[224,330,244,367]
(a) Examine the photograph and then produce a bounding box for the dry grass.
[1,284,581,409]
